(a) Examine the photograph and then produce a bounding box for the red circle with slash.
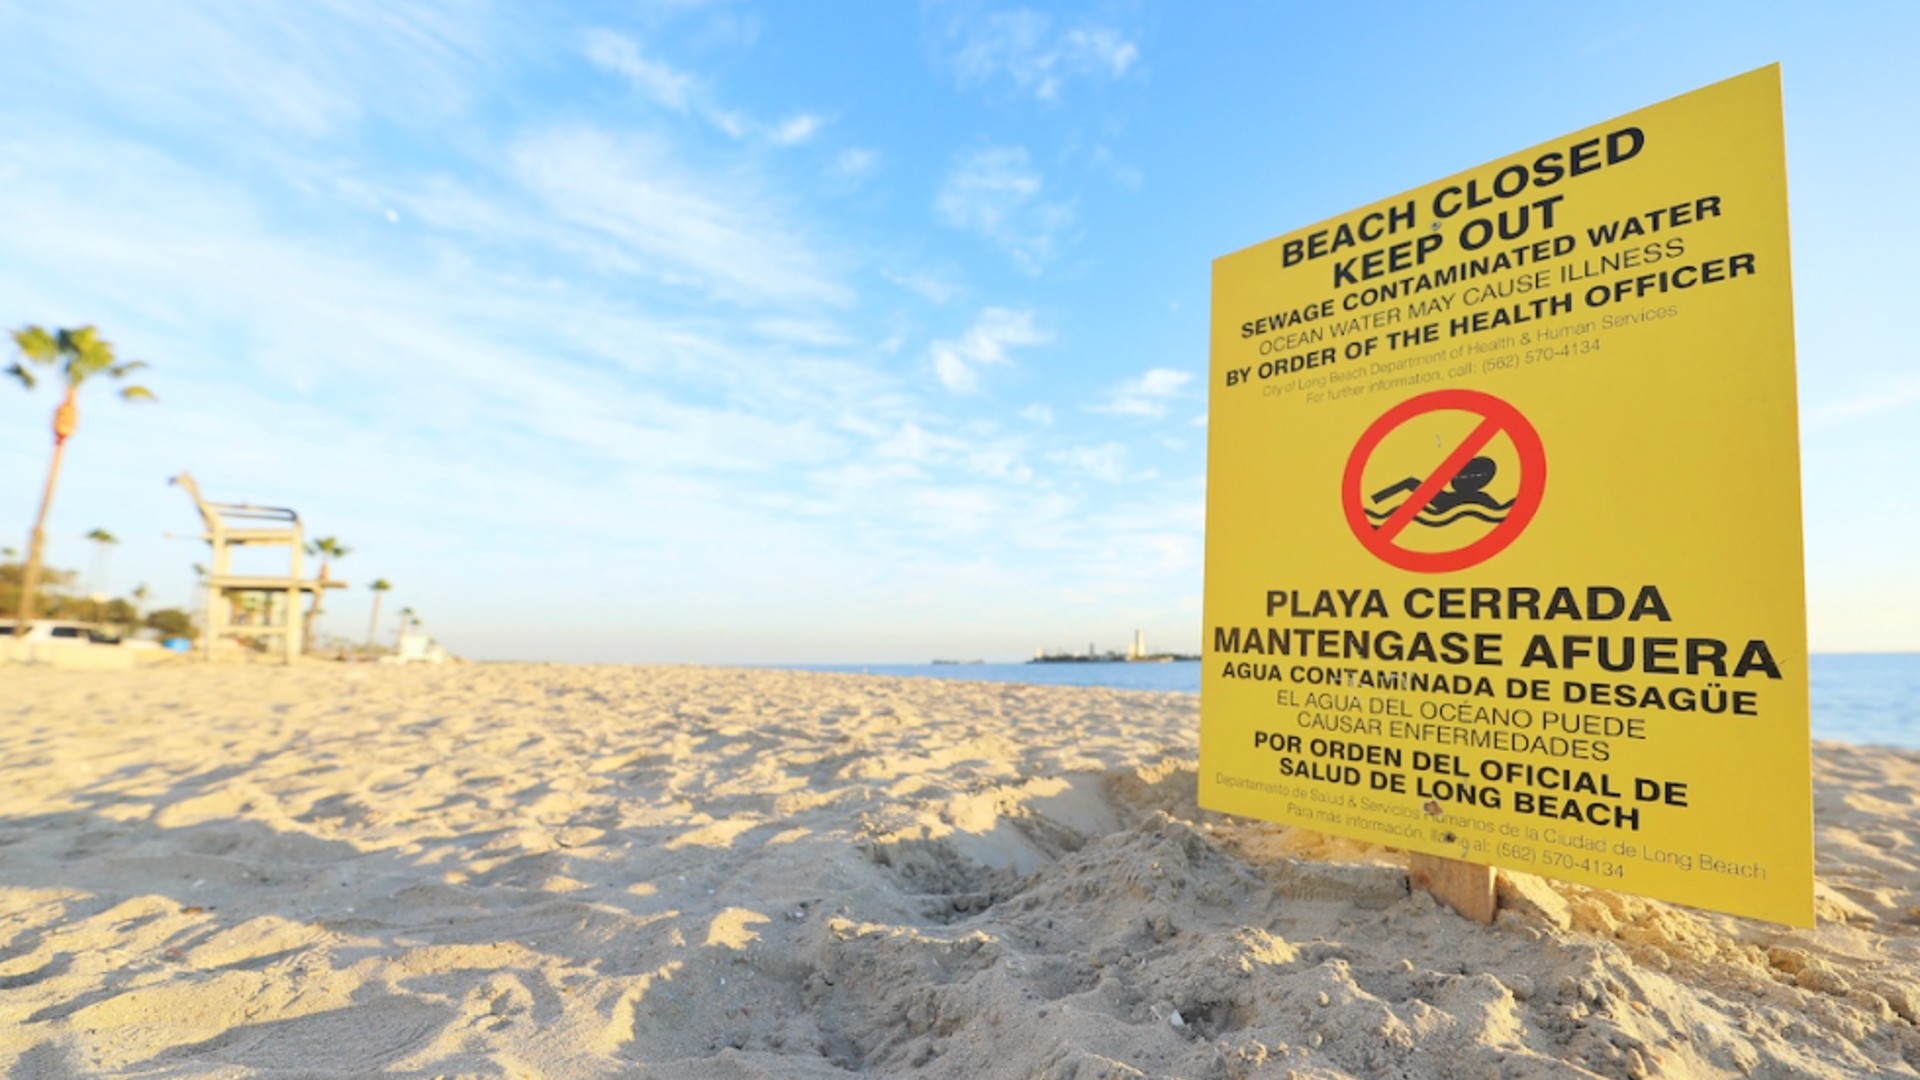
[1341,389,1546,573]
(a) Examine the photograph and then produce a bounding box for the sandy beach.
[1,664,1915,1078]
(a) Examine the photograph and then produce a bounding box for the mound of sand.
[1,664,1915,1077]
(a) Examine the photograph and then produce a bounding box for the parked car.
[4,620,97,643]
[2,620,127,645]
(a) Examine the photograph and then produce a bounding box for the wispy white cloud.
[935,7,1140,101]
[836,148,879,178]
[1087,144,1143,191]
[935,146,1074,271]
[876,421,964,464]
[928,307,1047,393]
[882,267,961,304]
[0,0,502,141]
[583,29,830,147]
[584,28,698,110]
[508,126,849,307]
[1064,27,1139,79]
[772,113,825,146]
[0,123,862,464]
[750,317,851,347]
[339,148,849,316]
[873,422,1033,482]
[1093,367,1192,419]
[1046,442,1144,484]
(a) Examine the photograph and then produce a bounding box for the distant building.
[1030,632,1197,664]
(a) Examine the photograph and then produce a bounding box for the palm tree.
[8,326,153,633]
[395,605,414,648]
[308,537,350,575]
[84,527,119,598]
[365,578,391,652]
[301,536,350,654]
[130,582,150,634]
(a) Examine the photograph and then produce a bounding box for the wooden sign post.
[1408,853,1495,924]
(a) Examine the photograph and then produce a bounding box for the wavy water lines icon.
[1364,455,1515,528]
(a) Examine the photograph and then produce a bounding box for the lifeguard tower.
[172,472,345,662]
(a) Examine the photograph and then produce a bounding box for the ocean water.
[783,653,1920,750]
[1807,653,1920,749]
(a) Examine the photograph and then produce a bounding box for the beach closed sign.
[1200,67,1813,925]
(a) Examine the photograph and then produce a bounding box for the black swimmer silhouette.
[1365,455,1513,527]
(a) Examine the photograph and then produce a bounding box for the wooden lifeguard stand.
[172,472,345,663]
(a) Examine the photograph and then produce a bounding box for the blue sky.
[2,1,1914,662]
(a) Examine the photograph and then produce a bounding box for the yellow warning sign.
[1201,67,1812,925]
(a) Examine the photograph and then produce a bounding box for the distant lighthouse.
[1130,629,1145,660]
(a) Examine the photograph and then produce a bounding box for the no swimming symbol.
[1340,389,1546,573]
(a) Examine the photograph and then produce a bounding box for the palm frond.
[120,385,157,402]
[4,361,34,389]
[57,326,98,354]
[12,325,56,361]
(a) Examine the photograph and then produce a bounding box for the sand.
[0,663,1915,1079]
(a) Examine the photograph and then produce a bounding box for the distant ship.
[1029,630,1198,664]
